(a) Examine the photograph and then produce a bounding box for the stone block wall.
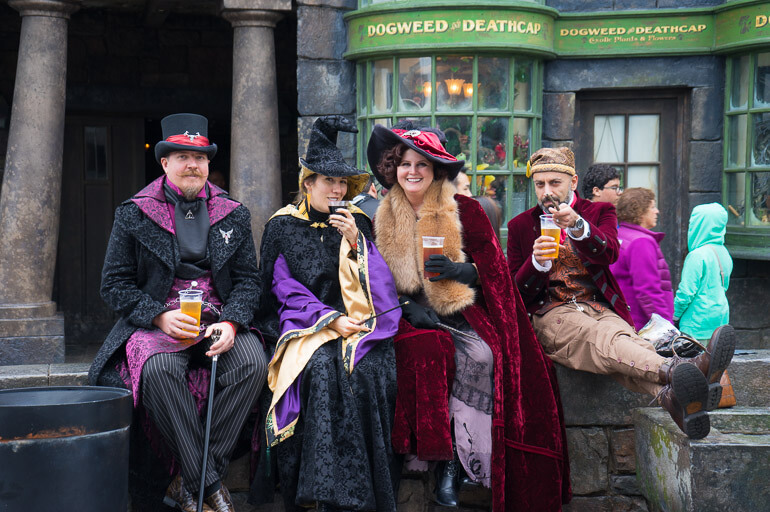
[727,259,770,348]
[296,0,358,174]
[555,365,651,512]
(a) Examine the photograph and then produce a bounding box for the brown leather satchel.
[718,370,737,408]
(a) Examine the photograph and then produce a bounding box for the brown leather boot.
[205,484,235,512]
[163,475,214,512]
[660,325,736,410]
[658,363,710,439]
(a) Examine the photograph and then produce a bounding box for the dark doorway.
[576,89,689,282]
[56,116,145,344]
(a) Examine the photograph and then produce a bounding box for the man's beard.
[179,173,205,200]
[181,184,203,201]
[538,189,573,212]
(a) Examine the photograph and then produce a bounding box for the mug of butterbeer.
[422,236,445,278]
[178,288,203,334]
[539,214,561,259]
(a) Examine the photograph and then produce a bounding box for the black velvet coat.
[88,178,261,388]
[250,205,400,512]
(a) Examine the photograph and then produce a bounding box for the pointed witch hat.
[299,116,369,200]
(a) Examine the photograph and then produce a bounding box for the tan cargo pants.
[532,303,665,396]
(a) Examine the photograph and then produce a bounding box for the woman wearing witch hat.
[367,122,571,511]
[252,116,402,511]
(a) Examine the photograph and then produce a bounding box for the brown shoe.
[660,325,736,410]
[658,363,710,439]
[205,484,235,512]
[163,475,214,512]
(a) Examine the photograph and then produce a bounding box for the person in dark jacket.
[89,113,267,512]
[610,187,673,330]
[507,147,735,439]
[581,163,622,205]
[351,175,381,219]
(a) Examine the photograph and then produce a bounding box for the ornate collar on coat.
[270,199,365,229]
[374,179,475,316]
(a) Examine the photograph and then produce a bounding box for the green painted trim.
[345,1,559,20]
[345,44,557,60]
[345,1,770,59]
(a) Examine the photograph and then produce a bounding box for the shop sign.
[555,14,714,56]
[346,8,555,57]
[715,2,770,51]
[345,2,770,59]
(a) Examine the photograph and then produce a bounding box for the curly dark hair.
[616,187,655,225]
[376,143,449,187]
[581,164,620,199]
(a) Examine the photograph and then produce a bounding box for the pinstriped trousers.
[142,331,267,494]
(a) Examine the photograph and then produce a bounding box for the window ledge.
[726,245,770,261]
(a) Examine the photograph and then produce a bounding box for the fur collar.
[375,179,475,316]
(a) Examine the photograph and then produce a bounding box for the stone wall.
[296,0,358,176]
[727,259,770,348]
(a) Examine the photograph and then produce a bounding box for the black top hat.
[155,113,218,164]
[299,116,369,200]
[366,121,465,188]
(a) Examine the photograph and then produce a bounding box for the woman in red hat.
[368,122,571,511]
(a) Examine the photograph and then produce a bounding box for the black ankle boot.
[434,458,459,507]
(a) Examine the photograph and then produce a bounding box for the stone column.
[221,0,291,249]
[0,0,80,364]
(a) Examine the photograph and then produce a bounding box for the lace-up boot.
[660,325,736,410]
[657,363,710,439]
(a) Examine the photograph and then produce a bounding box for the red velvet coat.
[506,195,634,326]
[386,193,571,511]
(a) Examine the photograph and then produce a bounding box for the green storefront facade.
[344,0,770,264]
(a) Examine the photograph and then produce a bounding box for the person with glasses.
[581,163,623,205]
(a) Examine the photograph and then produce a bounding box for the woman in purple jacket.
[610,188,673,330]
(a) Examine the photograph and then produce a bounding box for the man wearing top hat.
[89,113,267,512]
[506,146,735,440]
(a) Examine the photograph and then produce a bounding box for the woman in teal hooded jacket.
[674,203,733,342]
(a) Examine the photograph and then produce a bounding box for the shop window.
[357,55,541,242]
[724,53,770,257]
[592,113,661,197]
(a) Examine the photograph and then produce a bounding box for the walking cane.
[197,328,221,512]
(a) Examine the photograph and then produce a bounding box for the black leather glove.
[424,254,478,285]
[399,296,439,330]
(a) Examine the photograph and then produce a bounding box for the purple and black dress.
[250,200,402,512]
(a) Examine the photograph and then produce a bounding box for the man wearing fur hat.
[89,113,267,512]
[507,146,735,439]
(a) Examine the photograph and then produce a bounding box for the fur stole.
[375,179,475,316]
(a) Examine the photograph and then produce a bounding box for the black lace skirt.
[275,337,401,512]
